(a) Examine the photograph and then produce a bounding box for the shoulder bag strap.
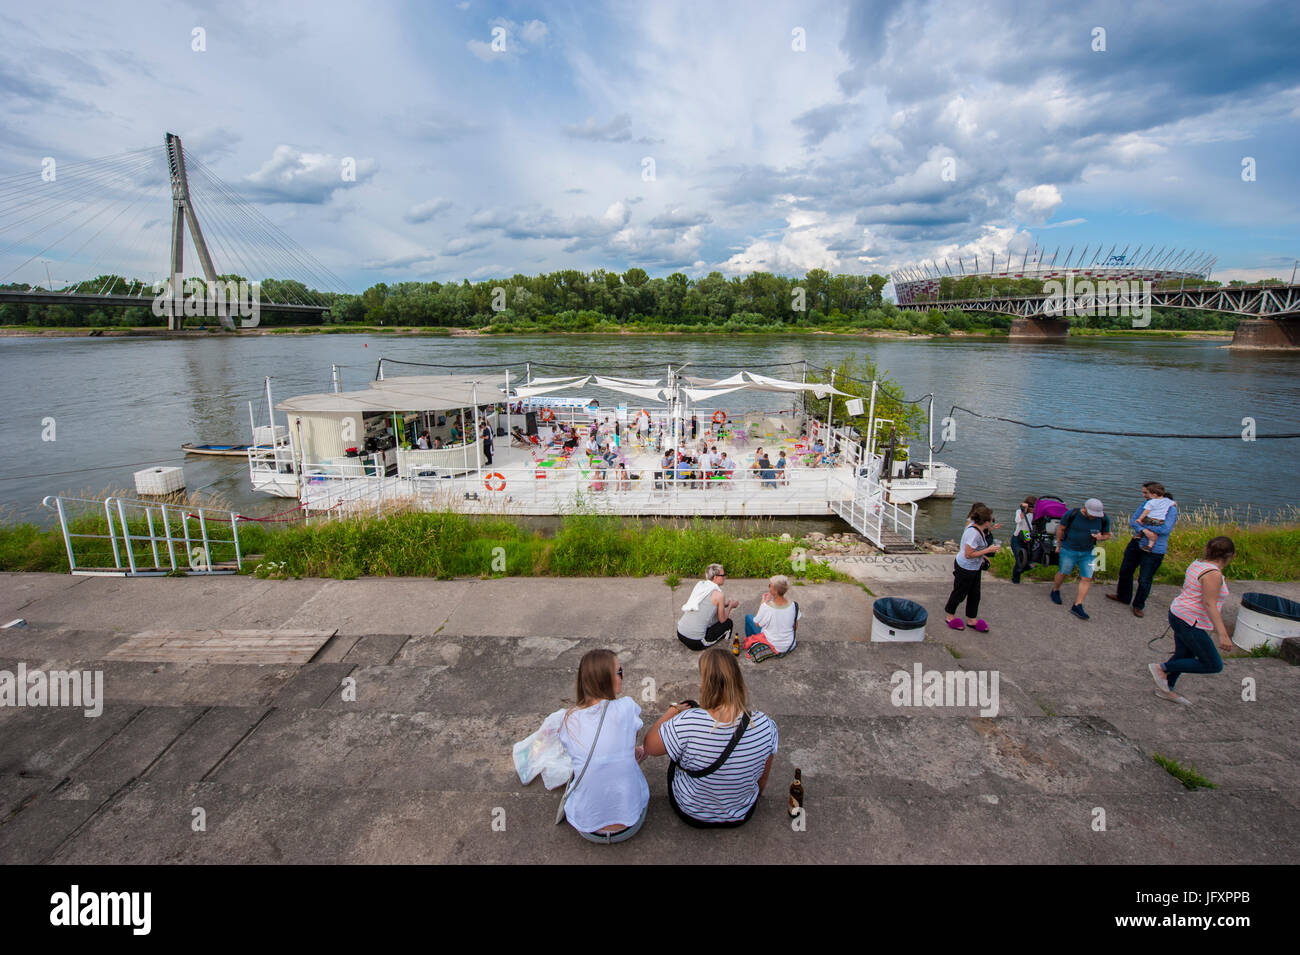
[556,700,609,825]
[680,712,751,779]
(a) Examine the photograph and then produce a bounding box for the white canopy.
[681,385,749,402]
[593,377,669,402]
[679,370,853,399]
[597,375,663,387]
[511,377,591,399]
[526,374,590,386]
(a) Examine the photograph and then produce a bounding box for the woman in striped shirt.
[643,648,778,828]
[1148,536,1235,705]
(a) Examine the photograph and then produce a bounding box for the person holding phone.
[643,648,778,828]
[1051,498,1111,620]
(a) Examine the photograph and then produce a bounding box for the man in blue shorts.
[1051,498,1111,620]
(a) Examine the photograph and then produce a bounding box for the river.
[1,333,1296,539]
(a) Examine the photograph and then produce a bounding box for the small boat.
[182,442,253,457]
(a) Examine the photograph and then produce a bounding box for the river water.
[1,333,1297,539]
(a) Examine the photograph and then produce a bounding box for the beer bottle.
[788,768,804,817]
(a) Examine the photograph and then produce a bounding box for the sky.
[1,0,1298,294]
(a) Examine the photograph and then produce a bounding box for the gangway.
[827,472,920,553]
[42,495,247,576]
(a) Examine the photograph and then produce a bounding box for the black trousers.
[1116,538,1164,611]
[944,562,982,618]
[677,617,733,651]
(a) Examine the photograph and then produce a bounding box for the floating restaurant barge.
[245,361,956,551]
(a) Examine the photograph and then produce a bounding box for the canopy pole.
[866,380,878,462]
[928,395,935,473]
[504,369,512,436]
[827,369,835,442]
[472,384,482,474]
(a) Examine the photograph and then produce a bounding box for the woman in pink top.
[1148,536,1235,705]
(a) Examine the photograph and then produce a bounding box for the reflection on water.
[1,333,1296,539]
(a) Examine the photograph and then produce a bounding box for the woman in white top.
[944,502,1000,632]
[1148,536,1235,705]
[742,574,801,655]
[643,648,778,828]
[556,649,650,843]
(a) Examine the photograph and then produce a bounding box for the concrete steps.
[3,571,1299,864]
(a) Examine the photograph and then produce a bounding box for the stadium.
[890,244,1216,305]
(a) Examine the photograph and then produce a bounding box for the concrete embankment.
[1,569,1297,863]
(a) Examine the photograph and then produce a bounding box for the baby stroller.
[1016,495,1069,573]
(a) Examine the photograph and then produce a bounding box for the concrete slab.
[39,783,1300,865]
[2,570,1297,865]
[0,572,88,620]
[277,578,476,635]
[823,552,957,584]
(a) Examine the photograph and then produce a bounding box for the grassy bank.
[0,510,843,582]
[988,506,1300,584]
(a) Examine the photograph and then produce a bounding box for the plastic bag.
[513,708,573,790]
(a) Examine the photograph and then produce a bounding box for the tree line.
[0,266,1253,331]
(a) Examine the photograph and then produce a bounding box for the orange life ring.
[539,407,555,422]
[484,472,506,491]
[712,410,727,424]
[636,409,651,423]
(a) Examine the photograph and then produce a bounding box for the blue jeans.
[744,613,761,636]
[1164,611,1223,689]
[1116,538,1164,610]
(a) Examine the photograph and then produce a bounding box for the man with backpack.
[1051,498,1111,620]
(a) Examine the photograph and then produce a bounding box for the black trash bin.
[872,597,928,641]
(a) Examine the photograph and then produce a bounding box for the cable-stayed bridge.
[0,133,348,329]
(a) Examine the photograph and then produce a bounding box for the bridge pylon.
[165,132,232,331]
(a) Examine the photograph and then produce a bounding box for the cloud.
[562,113,633,142]
[649,207,712,229]
[793,104,860,146]
[242,146,377,204]
[404,198,453,224]
[469,17,548,61]
[1013,184,1062,224]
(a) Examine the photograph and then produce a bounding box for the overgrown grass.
[3,509,846,583]
[1153,753,1216,790]
[989,507,1300,584]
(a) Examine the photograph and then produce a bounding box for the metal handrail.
[41,494,245,576]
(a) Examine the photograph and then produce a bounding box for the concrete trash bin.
[872,597,927,642]
[1233,592,1300,652]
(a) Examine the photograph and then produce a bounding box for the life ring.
[712,410,727,424]
[484,472,506,491]
[539,407,555,422]
[636,409,651,424]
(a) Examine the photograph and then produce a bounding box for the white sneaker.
[1148,663,1169,693]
